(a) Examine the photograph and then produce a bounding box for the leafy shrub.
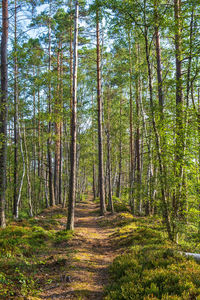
[112,196,130,212]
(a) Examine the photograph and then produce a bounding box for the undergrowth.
[0,207,72,299]
[104,212,200,300]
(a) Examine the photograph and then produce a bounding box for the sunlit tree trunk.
[67,0,79,230]
[0,0,8,228]
[106,89,114,213]
[143,0,172,240]
[47,0,55,207]
[96,6,106,215]
[135,44,141,214]
[128,32,135,213]
[13,0,19,219]
[172,0,184,238]
[54,42,61,204]
[116,96,122,198]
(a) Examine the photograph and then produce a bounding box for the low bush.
[106,215,200,300]
[112,196,130,212]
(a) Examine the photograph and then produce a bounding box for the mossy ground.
[0,206,72,299]
[2,198,200,299]
[101,210,200,300]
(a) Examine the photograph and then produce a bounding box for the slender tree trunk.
[0,0,8,228]
[13,0,19,219]
[106,89,114,213]
[54,42,61,204]
[70,0,73,111]
[59,44,63,205]
[143,1,172,239]
[135,44,141,214]
[154,0,164,111]
[67,0,79,230]
[96,6,106,215]
[128,32,134,213]
[15,123,25,219]
[116,96,122,198]
[92,93,96,200]
[23,126,33,217]
[173,0,184,238]
[47,1,55,207]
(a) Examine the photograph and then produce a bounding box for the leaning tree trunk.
[67,0,79,230]
[96,6,106,215]
[0,0,8,228]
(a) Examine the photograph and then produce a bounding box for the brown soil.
[39,197,117,300]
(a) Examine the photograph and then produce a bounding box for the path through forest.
[40,196,117,299]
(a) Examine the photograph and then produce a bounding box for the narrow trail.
[40,197,117,299]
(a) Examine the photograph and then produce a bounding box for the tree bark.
[143,1,172,239]
[54,42,61,204]
[13,0,19,219]
[96,6,106,215]
[173,0,184,237]
[128,32,135,213]
[0,0,8,228]
[47,0,55,207]
[67,0,79,230]
[106,88,114,213]
[116,96,122,198]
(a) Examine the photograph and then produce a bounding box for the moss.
[0,209,72,298]
[105,215,200,300]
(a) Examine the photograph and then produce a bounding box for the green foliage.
[112,196,130,212]
[54,230,73,244]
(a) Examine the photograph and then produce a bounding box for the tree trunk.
[0,0,8,228]
[47,0,55,207]
[96,6,106,215]
[135,44,141,214]
[67,0,79,230]
[59,44,63,205]
[143,6,172,239]
[23,126,33,217]
[106,89,114,213]
[128,32,135,213]
[173,0,184,237]
[116,96,122,198]
[54,42,61,204]
[13,0,19,219]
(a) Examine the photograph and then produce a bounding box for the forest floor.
[2,196,200,299]
[39,196,119,300]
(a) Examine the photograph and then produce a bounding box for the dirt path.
[40,198,117,300]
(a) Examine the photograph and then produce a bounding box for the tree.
[96,2,106,215]
[67,0,79,230]
[0,0,8,228]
